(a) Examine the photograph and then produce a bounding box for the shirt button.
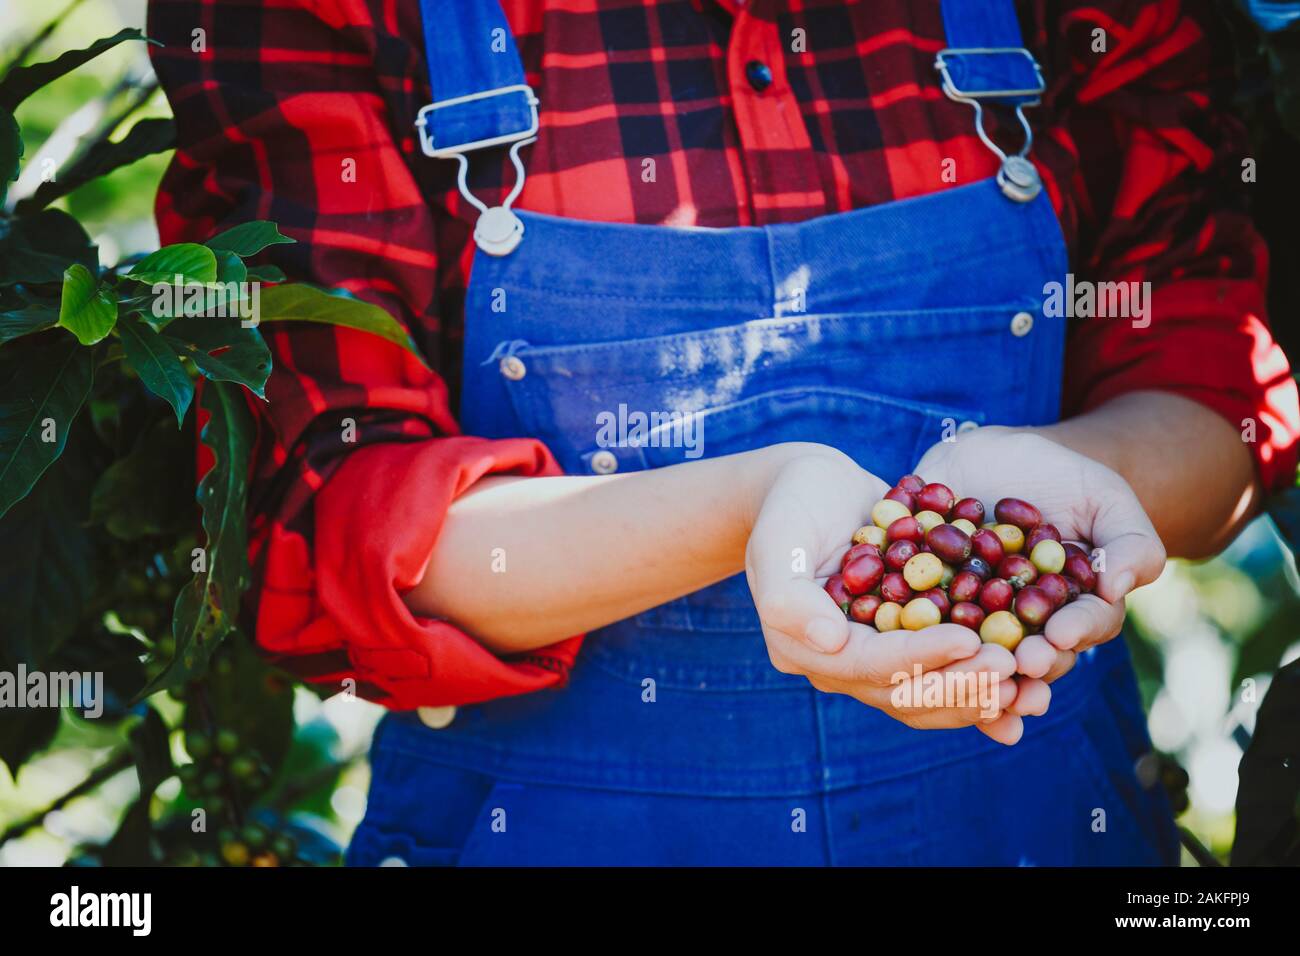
[590,450,619,475]
[499,355,526,380]
[1010,311,1034,337]
[957,420,979,434]
[379,856,408,867]
[745,60,773,92]
[417,705,456,729]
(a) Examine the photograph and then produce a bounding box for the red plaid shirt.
[149,0,1299,709]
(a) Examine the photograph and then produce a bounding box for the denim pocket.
[495,309,1010,632]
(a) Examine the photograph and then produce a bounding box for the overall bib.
[346,0,1180,866]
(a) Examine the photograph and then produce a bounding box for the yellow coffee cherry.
[901,597,942,631]
[950,518,977,536]
[1029,539,1066,575]
[993,523,1025,553]
[871,498,912,530]
[903,552,943,591]
[914,510,945,533]
[939,562,956,588]
[980,610,1025,650]
[852,524,888,549]
[874,602,904,632]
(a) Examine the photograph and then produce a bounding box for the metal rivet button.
[499,355,526,380]
[958,420,979,434]
[590,450,619,475]
[1010,311,1034,337]
[417,705,457,729]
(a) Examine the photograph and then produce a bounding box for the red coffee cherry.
[1024,523,1061,553]
[887,515,924,545]
[884,486,917,512]
[880,572,914,605]
[920,587,951,618]
[1013,586,1054,629]
[896,474,926,494]
[970,528,1005,567]
[994,497,1043,531]
[978,577,1014,614]
[849,594,883,625]
[997,554,1038,590]
[926,523,972,565]
[842,552,885,596]
[885,539,920,571]
[951,497,986,525]
[950,601,986,632]
[916,482,956,518]
[825,574,852,613]
[1036,572,1070,609]
[948,570,983,604]
[1063,553,1097,593]
[841,542,882,572]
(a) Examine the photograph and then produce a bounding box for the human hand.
[915,426,1166,696]
[745,447,1025,744]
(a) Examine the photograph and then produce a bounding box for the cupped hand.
[915,426,1167,686]
[744,447,1026,745]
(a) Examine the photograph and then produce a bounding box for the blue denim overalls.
[346,0,1180,866]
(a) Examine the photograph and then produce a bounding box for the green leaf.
[215,249,248,285]
[0,107,20,208]
[14,117,176,214]
[124,242,218,285]
[0,29,155,111]
[0,706,59,776]
[137,380,253,697]
[0,209,97,286]
[57,263,116,345]
[0,332,94,519]
[0,423,100,676]
[258,284,426,364]
[245,264,286,283]
[0,303,57,346]
[162,314,271,397]
[205,220,295,258]
[117,314,194,426]
[89,415,193,539]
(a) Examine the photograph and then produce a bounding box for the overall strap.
[935,0,1047,202]
[414,0,538,158]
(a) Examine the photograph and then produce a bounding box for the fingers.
[1042,593,1124,652]
[975,711,1024,746]
[1014,634,1058,678]
[756,578,851,653]
[1041,648,1077,684]
[1009,677,1051,716]
[1094,531,1165,603]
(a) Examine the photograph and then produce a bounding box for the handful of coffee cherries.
[824,474,1097,651]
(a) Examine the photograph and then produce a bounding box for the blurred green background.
[1,0,1298,866]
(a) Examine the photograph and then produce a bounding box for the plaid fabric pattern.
[148,0,1299,708]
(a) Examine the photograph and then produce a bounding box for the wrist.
[736,442,857,533]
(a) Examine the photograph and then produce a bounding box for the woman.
[149,0,1299,865]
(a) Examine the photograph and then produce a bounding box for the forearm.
[403,442,831,654]
[1034,390,1261,559]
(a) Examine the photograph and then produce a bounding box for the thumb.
[1089,482,1166,603]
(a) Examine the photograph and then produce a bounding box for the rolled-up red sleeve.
[149,0,581,709]
[1055,0,1299,491]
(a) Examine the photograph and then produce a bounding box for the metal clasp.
[415,85,540,255]
[414,84,540,158]
[934,48,1046,202]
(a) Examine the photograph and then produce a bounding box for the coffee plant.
[0,26,423,865]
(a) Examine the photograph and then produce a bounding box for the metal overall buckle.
[934,48,1046,203]
[415,85,540,255]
